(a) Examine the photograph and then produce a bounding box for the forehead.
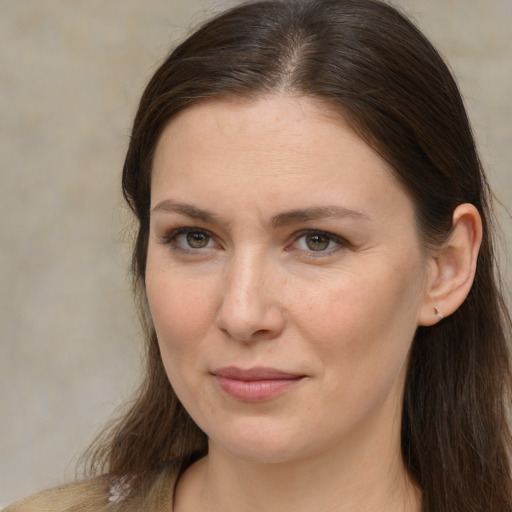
[150,95,413,225]
[153,95,390,179]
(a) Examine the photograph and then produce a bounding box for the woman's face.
[146,96,431,464]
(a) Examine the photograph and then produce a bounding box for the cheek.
[145,264,218,360]
[293,260,423,377]
[145,271,217,407]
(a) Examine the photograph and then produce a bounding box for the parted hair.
[81,1,512,511]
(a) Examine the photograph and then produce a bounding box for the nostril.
[216,307,285,343]
[253,329,272,338]
[215,265,285,342]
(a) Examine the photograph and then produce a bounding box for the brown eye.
[186,231,210,248]
[305,233,331,251]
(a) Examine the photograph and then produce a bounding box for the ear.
[418,203,483,326]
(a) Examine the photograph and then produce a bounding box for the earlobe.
[418,203,483,326]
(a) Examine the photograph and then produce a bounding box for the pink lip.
[212,366,305,402]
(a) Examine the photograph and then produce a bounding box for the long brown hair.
[83,1,512,510]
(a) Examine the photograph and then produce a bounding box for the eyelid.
[158,226,349,256]
[287,229,349,255]
[159,226,219,252]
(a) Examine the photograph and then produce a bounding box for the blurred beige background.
[1,0,510,506]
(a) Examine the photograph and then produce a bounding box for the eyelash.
[159,227,348,257]
[288,229,348,257]
[159,227,217,254]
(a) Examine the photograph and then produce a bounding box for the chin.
[215,440,305,465]
[207,418,315,465]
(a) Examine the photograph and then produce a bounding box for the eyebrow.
[151,200,370,227]
[271,206,370,228]
[152,200,223,224]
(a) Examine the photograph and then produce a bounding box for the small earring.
[434,306,444,321]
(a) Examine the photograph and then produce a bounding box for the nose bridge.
[217,246,284,341]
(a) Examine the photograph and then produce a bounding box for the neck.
[174,424,421,512]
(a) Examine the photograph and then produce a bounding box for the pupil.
[187,232,208,248]
[306,234,329,251]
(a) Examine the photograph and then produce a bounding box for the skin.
[145,96,481,511]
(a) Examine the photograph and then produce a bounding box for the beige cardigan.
[2,466,178,512]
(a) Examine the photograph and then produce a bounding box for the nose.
[216,251,285,342]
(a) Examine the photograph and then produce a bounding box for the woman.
[6,0,511,510]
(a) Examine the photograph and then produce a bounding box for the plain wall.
[1,0,511,506]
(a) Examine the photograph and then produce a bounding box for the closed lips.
[211,367,306,402]
[211,366,305,380]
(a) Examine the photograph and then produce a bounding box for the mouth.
[211,366,306,402]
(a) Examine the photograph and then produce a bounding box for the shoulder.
[2,465,180,512]
[2,476,111,512]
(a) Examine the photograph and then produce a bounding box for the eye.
[301,233,333,251]
[161,227,217,252]
[291,230,347,254]
[182,231,211,249]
